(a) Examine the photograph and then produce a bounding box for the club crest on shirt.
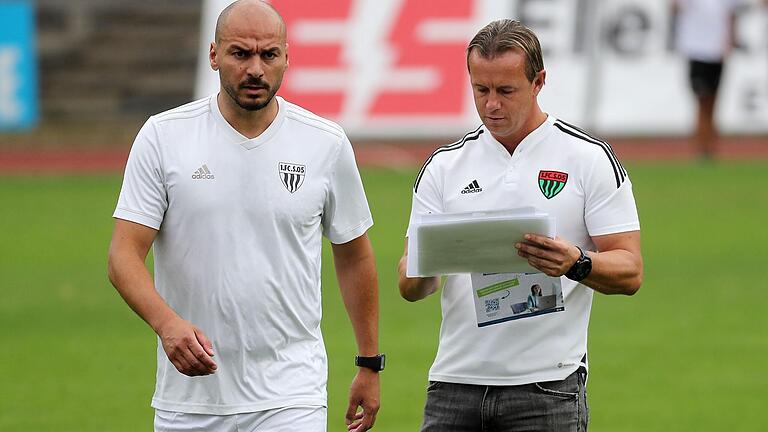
[279,162,305,193]
[538,170,568,199]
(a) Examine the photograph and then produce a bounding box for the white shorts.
[154,406,327,432]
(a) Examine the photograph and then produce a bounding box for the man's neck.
[217,92,279,139]
[493,109,547,155]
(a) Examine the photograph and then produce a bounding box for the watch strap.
[355,354,385,372]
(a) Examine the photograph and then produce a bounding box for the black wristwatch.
[355,354,385,372]
[565,246,592,281]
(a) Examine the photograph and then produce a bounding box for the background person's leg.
[689,60,724,160]
[696,93,717,159]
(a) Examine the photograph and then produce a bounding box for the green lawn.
[0,162,766,431]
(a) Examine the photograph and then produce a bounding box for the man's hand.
[515,234,580,277]
[345,369,380,432]
[157,316,218,377]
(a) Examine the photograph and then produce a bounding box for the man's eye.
[263,52,277,60]
[233,51,247,58]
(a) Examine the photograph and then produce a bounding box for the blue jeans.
[420,370,588,432]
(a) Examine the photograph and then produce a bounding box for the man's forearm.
[397,255,440,302]
[581,249,643,296]
[333,236,379,356]
[515,231,643,296]
[107,249,178,334]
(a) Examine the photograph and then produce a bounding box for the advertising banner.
[196,0,768,138]
[0,1,38,130]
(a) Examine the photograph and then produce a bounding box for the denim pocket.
[426,380,443,392]
[533,373,579,399]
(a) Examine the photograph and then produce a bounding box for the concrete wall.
[36,0,202,122]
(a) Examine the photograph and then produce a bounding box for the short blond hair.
[467,19,544,82]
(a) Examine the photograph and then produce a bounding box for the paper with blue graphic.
[470,272,564,327]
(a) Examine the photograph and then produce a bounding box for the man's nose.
[245,58,265,78]
[486,93,501,111]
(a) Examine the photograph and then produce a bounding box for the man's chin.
[236,96,272,112]
[484,124,510,135]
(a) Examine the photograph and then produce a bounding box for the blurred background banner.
[0,0,38,130]
[196,0,768,138]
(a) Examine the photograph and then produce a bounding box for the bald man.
[108,1,381,431]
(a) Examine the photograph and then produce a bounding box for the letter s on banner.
[369,0,472,116]
[273,0,472,132]
[273,0,352,117]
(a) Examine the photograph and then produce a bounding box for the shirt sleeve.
[112,118,167,230]
[583,148,640,237]
[322,136,373,244]
[406,163,444,238]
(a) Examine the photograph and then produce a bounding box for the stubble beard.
[222,78,282,112]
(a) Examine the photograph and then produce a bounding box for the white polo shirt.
[408,115,639,386]
[114,95,373,414]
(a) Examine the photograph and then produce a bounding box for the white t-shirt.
[408,116,640,386]
[675,0,742,62]
[114,95,373,415]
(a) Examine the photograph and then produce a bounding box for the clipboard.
[406,208,556,277]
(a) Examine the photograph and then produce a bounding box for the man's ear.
[285,42,290,68]
[209,42,219,71]
[533,69,546,95]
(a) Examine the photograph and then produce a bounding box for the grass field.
[1,162,766,431]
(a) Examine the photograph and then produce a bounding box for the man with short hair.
[108,1,381,431]
[398,20,643,431]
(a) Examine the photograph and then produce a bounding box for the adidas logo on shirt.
[461,179,482,194]
[192,164,215,180]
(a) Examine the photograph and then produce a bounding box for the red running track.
[0,137,766,174]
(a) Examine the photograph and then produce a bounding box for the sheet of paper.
[406,208,556,277]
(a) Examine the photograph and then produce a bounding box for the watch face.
[566,249,592,281]
[575,258,592,280]
[575,262,591,279]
